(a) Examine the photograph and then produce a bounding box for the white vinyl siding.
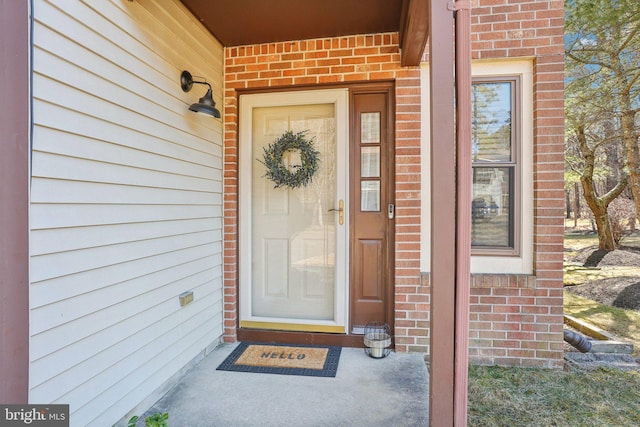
[29,1,224,425]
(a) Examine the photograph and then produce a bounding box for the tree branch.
[625,69,640,94]
[566,50,616,72]
[602,174,629,205]
[615,24,640,55]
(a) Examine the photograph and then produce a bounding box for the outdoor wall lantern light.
[180,70,221,118]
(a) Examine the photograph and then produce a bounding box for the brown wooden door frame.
[349,82,395,336]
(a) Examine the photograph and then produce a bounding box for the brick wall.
[468,275,563,368]
[467,0,565,368]
[222,0,565,368]
[222,33,423,349]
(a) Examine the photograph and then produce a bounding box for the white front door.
[239,89,349,333]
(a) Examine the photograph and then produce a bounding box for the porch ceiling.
[180,0,429,66]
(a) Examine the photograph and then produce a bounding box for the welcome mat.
[216,342,341,377]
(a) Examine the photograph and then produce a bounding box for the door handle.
[328,199,344,225]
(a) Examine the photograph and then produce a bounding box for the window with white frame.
[421,60,533,274]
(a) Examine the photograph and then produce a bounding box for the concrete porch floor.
[138,343,429,426]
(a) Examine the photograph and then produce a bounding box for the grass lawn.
[563,224,640,250]
[467,230,640,426]
[468,365,640,426]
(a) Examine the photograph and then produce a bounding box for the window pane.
[361,146,380,178]
[472,167,513,247]
[361,181,380,211]
[361,112,380,143]
[472,82,512,162]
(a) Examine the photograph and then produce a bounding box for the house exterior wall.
[469,0,565,368]
[422,0,565,368]
[222,34,424,351]
[29,1,224,424]
[223,0,565,369]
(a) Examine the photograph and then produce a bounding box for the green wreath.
[259,130,320,189]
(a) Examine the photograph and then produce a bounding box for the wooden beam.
[454,0,472,425]
[428,0,456,424]
[0,0,30,403]
[400,0,430,66]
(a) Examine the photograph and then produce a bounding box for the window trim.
[420,59,534,275]
[471,75,521,257]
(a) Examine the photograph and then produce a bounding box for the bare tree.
[567,115,627,250]
[566,0,640,225]
[565,50,628,250]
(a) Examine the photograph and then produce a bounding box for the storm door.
[239,89,349,333]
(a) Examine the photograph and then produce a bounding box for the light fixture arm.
[180,70,211,93]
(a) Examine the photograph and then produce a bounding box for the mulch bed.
[569,245,640,267]
[568,277,640,310]
[565,246,640,311]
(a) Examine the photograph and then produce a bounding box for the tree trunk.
[577,123,628,251]
[574,182,580,227]
[603,120,620,190]
[612,52,640,223]
[582,177,617,251]
[620,108,640,223]
[592,208,617,251]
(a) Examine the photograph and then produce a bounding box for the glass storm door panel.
[239,89,349,333]
[251,104,336,321]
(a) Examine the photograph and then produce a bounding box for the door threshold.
[237,328,365,348]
